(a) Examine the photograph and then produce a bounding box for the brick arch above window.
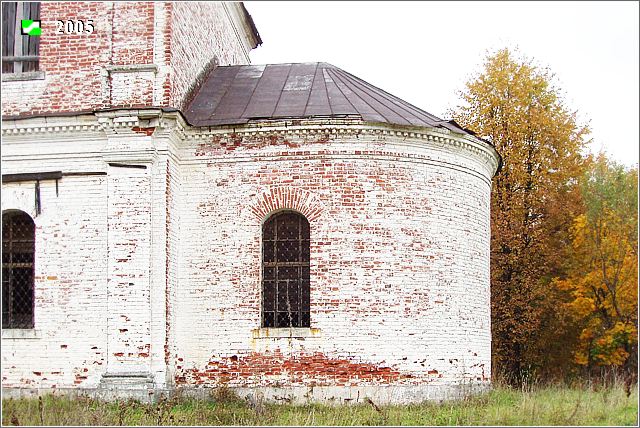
[249,187,325,224]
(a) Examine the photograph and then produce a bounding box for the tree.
[451,48,589,382]
[555,155,638,376]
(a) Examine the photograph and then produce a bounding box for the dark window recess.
[2,211,35,329]
[262,211,310,328]
[2,2,40,73]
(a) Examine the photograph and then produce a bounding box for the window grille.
[2,2,40,73]
[262,211,310,328]
[2,211,35,329]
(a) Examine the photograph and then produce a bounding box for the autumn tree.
[451,48,589,382]
[555,155,638,376]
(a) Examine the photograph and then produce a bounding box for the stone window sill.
[2,329,42,339]
[252,327,322,339]
[2,71,45,82]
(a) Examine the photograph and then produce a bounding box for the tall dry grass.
[1,380,637,426]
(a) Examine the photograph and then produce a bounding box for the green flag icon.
[21,20,41,36]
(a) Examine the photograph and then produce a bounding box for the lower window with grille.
[262,211,310,328]
[2,210,35,329]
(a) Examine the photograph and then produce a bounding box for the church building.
[1,1,500,403]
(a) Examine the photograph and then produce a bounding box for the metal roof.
[184,62,474,136]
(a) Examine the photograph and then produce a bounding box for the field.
[1,382,637,426]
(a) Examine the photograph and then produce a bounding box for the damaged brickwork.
[1,110,499,403]
[176,350,413,386]
[170,121,496,395]
[1,2,254,116]
[2,1,498,404]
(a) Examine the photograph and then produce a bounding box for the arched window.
[2,210,35,329]
[262,211,310,328]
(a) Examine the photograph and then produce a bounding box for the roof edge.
[237,2,262,49]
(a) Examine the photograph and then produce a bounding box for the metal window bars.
[262,211,310,328]
[2,211,35,329]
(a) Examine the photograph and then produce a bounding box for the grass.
[1,382,637,426]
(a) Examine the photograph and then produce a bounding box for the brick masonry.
[1,112,499,403]
[1,1,253,117]
[1,1,500,404]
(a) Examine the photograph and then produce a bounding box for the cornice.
[183,119,501,176]
[1,116,102,136]
[1,112,501,176]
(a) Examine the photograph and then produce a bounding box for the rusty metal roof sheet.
[184,62,473,136]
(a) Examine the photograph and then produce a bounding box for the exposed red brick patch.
[194,133,332,157]
[132,126,155,136]
[176,351,412,386]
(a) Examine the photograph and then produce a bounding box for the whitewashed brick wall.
[169,2,253,109]
[171,122,495,399]
[1,144,108,389]
[1,113,499,403]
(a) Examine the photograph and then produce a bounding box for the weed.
[1,381,637,426]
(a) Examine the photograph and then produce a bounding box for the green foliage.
[2,384,637,426]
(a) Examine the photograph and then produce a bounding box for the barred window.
[2,210,35,329]
[262,211,310,328]
[2,2,40,73]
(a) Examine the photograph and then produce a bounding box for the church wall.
[170,122,495,401]
[1,133,109,391]
[1,1,116,117]
[1,113,498,403]
[168,2,253,109]
[0,114,174,396]
[1,1,254,117]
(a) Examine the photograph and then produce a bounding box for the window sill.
[252,327,322,339]
[2,329,42,339]
[2,71,45,82]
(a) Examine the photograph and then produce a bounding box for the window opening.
[262,211,310,328]
[2,2,40,73]
[2,210,35,329]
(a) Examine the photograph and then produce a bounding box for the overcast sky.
[245,1,639,167]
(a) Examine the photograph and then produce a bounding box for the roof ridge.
[336,66,443,123]
[338,69,438,126]
[299,63,318,117]
[327,67,394,123]
[325,68,365,119]
[331,67,425,126]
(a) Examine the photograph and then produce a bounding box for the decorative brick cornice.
[1,116,102,136]
[1,112,501,176]
[249,187,325,223]
[183,119,501,176]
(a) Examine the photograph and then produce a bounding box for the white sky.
[245,1,639,167]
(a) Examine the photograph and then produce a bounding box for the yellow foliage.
[560,154,638,368]
[451,48,590,379]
